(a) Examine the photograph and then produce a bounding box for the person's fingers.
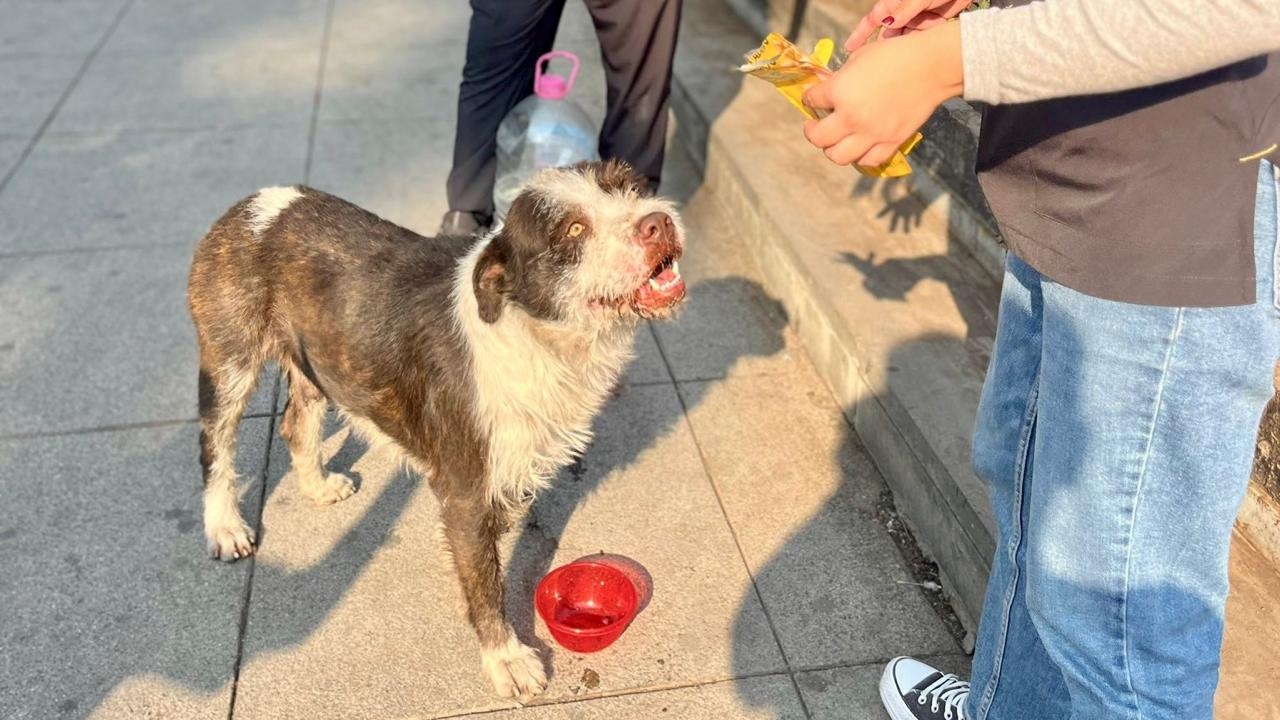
[883,12,950,37]
[858,142,901,168]
[843,16,878,52]
[903,11,950,29]
[801,79,836,114]
[879,11,953,41]
[881,0,936,33]
[803,113,853,150]
[804,119,821,146]
[824,134,876,165]
[844,0,901,51]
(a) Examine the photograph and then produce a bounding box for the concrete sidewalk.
[0,1,965,718]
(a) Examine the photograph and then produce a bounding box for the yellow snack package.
[738,33,921,178]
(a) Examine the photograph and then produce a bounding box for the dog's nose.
[637,212,673,241]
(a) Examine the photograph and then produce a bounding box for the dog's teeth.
[648,278,660,290]
[672,261,680,277]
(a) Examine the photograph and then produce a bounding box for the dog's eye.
[567,222,585,238]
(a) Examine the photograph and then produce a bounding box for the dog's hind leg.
[198,355,262,561]
[280,364,355,505]
[437,488,547,701]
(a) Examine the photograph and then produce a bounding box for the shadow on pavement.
[505,275,789,667]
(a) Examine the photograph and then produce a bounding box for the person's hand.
[803,22,963,168]
[845,0,974,51]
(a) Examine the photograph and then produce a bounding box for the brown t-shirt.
[970,1,1280,307]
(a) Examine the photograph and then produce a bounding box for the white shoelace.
[917,674,970,720]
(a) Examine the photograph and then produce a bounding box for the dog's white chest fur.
[454,243,636,506]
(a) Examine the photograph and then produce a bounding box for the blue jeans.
[966,162,1280,720]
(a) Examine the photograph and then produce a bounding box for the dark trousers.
[446,0,682,215]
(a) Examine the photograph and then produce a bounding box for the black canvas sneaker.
[880,657,971,720]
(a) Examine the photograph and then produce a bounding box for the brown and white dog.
[187,160,685,700]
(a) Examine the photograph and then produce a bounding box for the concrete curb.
[1238,487,1280,570]
[669,67,993,634]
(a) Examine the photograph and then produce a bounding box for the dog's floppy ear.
[472,237,510,323]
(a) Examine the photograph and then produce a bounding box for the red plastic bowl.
[535,561,638,653]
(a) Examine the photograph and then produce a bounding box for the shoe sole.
[879,659,918,720]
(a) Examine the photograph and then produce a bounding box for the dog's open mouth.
[589,250,686,316]
[631,253,685,313]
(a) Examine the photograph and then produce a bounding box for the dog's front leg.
[439,490,548,702]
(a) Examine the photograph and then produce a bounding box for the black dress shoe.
[439,210,492,237]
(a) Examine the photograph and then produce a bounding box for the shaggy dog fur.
[187,160,686,700]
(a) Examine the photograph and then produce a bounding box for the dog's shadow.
[248,399,370,552]
[501,275,790,667]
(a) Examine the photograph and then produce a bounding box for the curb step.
[672,0,1003,632]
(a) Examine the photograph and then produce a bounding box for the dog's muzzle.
[630,212,685,314]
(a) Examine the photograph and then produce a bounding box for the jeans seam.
[974,375,1041,720]
[1118,308,1185,720]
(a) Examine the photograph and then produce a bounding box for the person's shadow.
[727,169,1000,717]
[503,275,790,663]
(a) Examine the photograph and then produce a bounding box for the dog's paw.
[302,472,357,505]
[206,519,255,562]
[482,638,548,703]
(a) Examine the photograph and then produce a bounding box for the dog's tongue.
[634,265,685,310]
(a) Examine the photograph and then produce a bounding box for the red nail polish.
[883,15,895,25]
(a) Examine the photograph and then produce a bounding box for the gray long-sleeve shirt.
[960,0,1280,307]
[961,0,1280,106]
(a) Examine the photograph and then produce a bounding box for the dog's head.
[472,160,686,325]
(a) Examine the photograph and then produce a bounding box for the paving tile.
[329,0,472,52]
[453,676,807,719]
[509,384,786,695]
[0,0,126,58]
[0,54,84,140]
[680,370,961,670]
[234,384,783,718]
[102,0,328,56]
[679,0,767,39]
[628,323,672,385]
[0,125,307,253]
[672,32,754,143]
[49,45,319,133]
[653,272,800,382]
[318,43,464,123]
[797,656,972,720]
[307,117,457,237]
[0,136,26,180]
[0,418,270,720]
[0,246,278,436]
[651,173,805,382]
[327,0,597,54]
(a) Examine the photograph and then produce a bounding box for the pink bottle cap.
[534,50,580,100]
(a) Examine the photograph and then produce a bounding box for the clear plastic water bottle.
[494,51,599,221]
